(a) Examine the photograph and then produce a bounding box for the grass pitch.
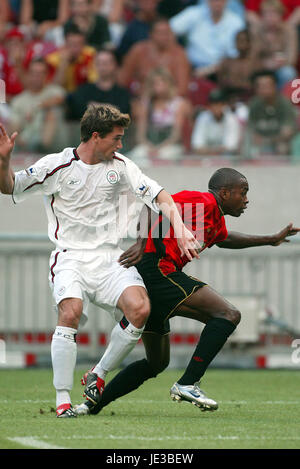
[0,368,300,450]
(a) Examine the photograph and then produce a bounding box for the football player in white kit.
[0,104,200,417]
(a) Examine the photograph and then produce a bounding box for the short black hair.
[236,28,251,41]
[208,88,228,103]
[64,23,85,38]
[208,168,247,191]
[250,69,277,86]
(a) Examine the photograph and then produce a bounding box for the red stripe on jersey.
[113,155,126,164]
[51,194,60,240]
[23,153,79,192]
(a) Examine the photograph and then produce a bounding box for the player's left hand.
[270,223,300,246]
[118,239,146,268]
[176,225,201,261]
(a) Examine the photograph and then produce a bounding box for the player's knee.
[125,297,150,328]
[58,300,82,329]
[224,306,241,326]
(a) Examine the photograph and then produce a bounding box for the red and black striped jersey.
[144,190,228,273]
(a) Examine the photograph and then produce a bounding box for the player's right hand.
[176,225,201,261]
[118,238,147,268]
[0,123,18,161]
[270,223,300,246]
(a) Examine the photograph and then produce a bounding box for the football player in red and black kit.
[76,168,299,414]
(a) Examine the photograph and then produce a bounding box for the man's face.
[95,52,117,79]
[236,31,250,54]
[208,0,227,16]
[255,76,277,101]
[151,21,173,48]
[27,62,48,90]
[210,101,226,120]
[66,33,85,59]
[71,0,90,16]
[94,126,124,161]
[224,179,249,217]
[139,0,159,14]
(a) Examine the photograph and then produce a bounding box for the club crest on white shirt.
[106,170,119,185]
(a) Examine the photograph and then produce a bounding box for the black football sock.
[90,358,157,415]
[177,317,236,386]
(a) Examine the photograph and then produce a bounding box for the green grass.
[0,368,300,449]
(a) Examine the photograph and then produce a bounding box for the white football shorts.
[49,248,146,324]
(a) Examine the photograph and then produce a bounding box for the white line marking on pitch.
[9,434,300,447]
[53,434,300,442]
[119,399,300,405]
[7,437,65,450]
[1,399,300,405]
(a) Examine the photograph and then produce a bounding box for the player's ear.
[219,187,231,201]
[92,131,100,141]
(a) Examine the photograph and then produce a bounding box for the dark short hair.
[236,28,251,41]
[208,88,228,103]
[250,70,277,86]
[208,168,247,191]
[64,23,85,38]
[80,103,131,142]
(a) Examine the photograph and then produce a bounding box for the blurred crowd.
[1,0,300,166]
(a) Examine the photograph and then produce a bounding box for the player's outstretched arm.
[217,223,300,249]
[0,123,18,194]
[155,189,200,261]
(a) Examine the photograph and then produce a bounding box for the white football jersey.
[13,148,163,251]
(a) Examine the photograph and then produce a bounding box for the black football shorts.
[136,253,206,335]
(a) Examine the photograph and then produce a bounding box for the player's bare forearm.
[217,231,275,249]
[217,224,300,249]
[0,123,17,194]
[0,162,15,194]
[155,189,200,260]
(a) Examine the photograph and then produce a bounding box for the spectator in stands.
[8,58,67,153]
[0,0,10,40]
[117,0,159,60]
[67,48,131,120]
[217,29,259,102]
[191,88,242,156]
[251,0,298,89]
[197,0,246,19]
[0,27,26,101]
[128,67,191,166]
[157,0,197,19]
[245,0,300,25]
[46,25,98,93]
[169,0,245,79]
[118,18,191,98]
[64,0,111,51]
[91,0,126,46]
[245,70,297,157]
[20,0,69,39]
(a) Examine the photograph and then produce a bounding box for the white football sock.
[93,320,144,380]
[51,326,77,407]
